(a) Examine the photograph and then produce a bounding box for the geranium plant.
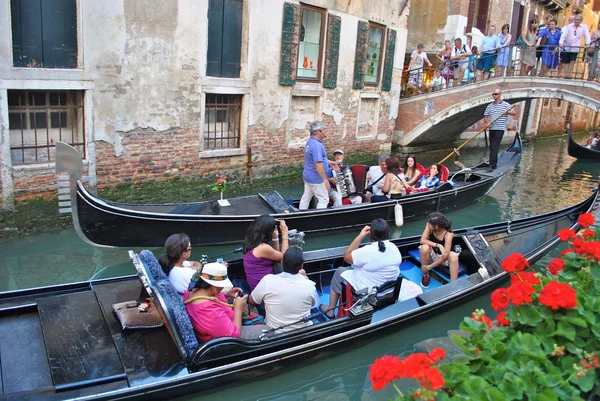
[369,212,600,400]
[212,174,227,196]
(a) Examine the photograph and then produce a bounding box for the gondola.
[0,185,596,401]
[55,134,522,247]
[567,128,600,160]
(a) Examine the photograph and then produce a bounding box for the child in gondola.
[419,212,460,288]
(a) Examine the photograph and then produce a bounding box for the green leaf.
[528,389,559,401]
[590,266,600,281]
[450,333,470,352]
[456,376,489,398]
[552,320,576,341]
[572,369,596,392]
[485,388,508,401]
[511,304,543,326]
[498,380,523,400]
[561,316,588,328]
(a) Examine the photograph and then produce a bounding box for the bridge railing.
[400,45,599,99]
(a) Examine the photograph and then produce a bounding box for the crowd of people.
[405,12,600,96]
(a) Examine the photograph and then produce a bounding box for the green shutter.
[381,29,396,91]
[323,14,341,89]
[279,2,300,86]
[352,21,369,89]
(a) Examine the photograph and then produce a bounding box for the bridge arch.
[398,78,600,146]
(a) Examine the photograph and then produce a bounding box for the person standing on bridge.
[559,14,590,78]
[483,89,516,172]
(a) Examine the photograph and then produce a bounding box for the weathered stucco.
[0,0,408,203]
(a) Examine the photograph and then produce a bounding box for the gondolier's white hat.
[189,262,233,289]
[333,149,344,155]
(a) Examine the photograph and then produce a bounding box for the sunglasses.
[492,93,500,95]
[185,246,192,252]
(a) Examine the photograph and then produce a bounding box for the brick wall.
[450,0,469,17]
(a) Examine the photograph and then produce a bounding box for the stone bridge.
[395,77,600,146]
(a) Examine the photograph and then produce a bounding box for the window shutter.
[41,0,77,68]
[221,0,242,78]
[13,0,44,68]
[352,21,369,89]
[207,0,224,77]
[279,2,300,86]
[381,29,396,91]
[323,14,341,89]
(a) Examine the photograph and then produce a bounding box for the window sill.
[12,159,89,173]
[200,149,246,159]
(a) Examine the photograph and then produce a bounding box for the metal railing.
[400,45,599,99]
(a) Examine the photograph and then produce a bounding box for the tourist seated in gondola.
[243,215,289,292]
[586,133,600,150]
[364,155,388,202]
[371,156,408,202]
[320,219,401,318]
[402,155,421,187]
[419,212,460,288]
[159,233,203,295]
[183,263,268,341]
[249,247,318,332]
[326,149,363,206]
[412,164,441,192]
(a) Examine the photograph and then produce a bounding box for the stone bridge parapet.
[395,77,600,146]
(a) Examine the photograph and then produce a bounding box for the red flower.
[475,348,480,356]
[500,253,530,273]
[511,271,541,286]
[578,213,595,228]
[414,367,445,390]
[490,288,510,311]
[404,353,434,376]
[547,258,565,275]
[368,355,405,390]
[583,229,595,239]
[577,241,600,261]
[217,178,224,184]
[471,312,493,328]
[506,281,535,306]
[539,281,577,310]
[558,228,577,242]
[496,311,510,326]
[428,348,446,363]
[560,248,574,256]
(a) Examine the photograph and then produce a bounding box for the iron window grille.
[8,90,85,165]
[203,94,242,150]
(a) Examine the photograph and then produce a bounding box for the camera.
[237,291,244,298]
[366,185,374,193]
[216,257,224,263]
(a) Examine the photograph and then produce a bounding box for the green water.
[0,134,598,400]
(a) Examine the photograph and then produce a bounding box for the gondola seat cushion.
[138,250,199,358]
[156,279,199,358]
[140,249,169,282]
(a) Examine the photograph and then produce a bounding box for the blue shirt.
[481,35,501,53]
[303,136,327,184]
[417,175,440,189]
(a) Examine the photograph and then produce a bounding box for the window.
[11,0,78,68]
[365,23,385,85]
[204,94,242,150]
[207,0,243,78]
[543,98,549,107]
[297,5,326,81]
[8,91,85,165]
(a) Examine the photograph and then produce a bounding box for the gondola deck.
[0,185,596,401]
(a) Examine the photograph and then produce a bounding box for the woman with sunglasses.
[159,232,203,295]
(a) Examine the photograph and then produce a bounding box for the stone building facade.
[0,0,409,206]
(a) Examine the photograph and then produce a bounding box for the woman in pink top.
[183,262,266,341]
[242,215,289,290]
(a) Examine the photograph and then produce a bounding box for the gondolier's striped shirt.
[484,100,511,131]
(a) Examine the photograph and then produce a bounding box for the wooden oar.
[438,105,515,164]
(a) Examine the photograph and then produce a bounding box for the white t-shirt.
[432,76,446,90]
[410,50,429,70]
[251,272,319,332]
[168,261,196,294]
[341,241,402,292]
[451,44,471,67]
[366,165,386,196]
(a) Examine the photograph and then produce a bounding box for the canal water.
[0,133,598,400]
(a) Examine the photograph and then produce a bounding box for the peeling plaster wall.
[0,0,408,202]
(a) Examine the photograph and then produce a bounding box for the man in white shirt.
[365,155,388,202]
[250,247,318,332]
[559,14,591,78]
[450,37,472,83]
[427,69,447,92]
[407,43,433,94]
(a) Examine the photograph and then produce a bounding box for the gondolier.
[299,121,333,210]
[483,89,515,172]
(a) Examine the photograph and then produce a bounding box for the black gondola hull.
[568,131,600,160]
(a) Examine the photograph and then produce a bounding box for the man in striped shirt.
[483,89,515,172]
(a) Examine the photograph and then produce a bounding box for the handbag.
[516,35,526,46]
